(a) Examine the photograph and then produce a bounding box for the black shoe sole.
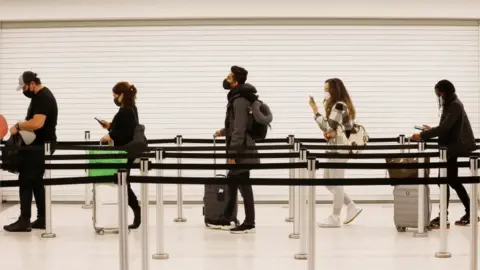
[3,227,32,232]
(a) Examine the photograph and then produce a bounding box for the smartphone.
[94,117,104,124]
[414,125,424,131]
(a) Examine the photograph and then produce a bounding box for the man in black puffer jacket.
[412,79,477,228]
[208,65,259,234]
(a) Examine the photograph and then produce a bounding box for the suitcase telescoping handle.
[213,134,217,176]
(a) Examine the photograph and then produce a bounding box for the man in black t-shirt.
[3,71,58,232]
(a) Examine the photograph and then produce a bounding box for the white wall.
[0,1,479,204]
[0,18,479,205]
[0,0,480,22]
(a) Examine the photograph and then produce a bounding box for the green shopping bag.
[88,149,128,177]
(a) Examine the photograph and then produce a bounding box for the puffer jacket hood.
[227,83,257,102]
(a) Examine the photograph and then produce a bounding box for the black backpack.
[230,93,273,141]
[247,101,272,140]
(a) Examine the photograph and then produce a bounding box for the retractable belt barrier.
[1,136,480,270]
[0,157,477,187]
[1,134,479,147]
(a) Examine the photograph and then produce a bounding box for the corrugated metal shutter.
[1,20,478,202]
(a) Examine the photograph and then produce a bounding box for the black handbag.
[1,134,24,174]
[125,108,148,158]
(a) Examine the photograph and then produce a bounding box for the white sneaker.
[344,204,362,225]
[317,214,341,228]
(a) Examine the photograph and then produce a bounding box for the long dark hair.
[112,81,137,108]
[324,78,356,120]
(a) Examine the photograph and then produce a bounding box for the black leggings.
[438,156,470,216]
[126,158,140,210]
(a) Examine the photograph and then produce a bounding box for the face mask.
[222,79,231,90]
[113,97,122,107]
[324,91,330,100]
[23,90,34,99]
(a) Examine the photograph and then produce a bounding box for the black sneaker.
[3,218,32,232]
[230,223,256,234]
[429,216,450,229]
[206,219,233,230]
[31,219,46,230]
[454,214,480,226]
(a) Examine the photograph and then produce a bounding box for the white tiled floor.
[0,203,476,270]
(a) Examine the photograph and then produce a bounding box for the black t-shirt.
[25,87,58,145]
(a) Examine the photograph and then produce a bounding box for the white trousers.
[324,158,353,216]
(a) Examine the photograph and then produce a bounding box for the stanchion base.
[413,231,428,238]
[294,253,307,260]
[289,233,300,239]
[41,232,56,239]
[174,217,187,223]
[435,252,452,258]
[285,217,294,222]
[152,253,170,260]
[82,204,93,209]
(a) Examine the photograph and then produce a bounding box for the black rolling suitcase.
[202,136,239,226]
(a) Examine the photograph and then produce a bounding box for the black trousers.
[437,156,470,216]
[223,171,255,226]
[19,150,47,221]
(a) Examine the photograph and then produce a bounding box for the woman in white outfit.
[308,78,363,228]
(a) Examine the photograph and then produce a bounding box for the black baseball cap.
[16,71,38,91]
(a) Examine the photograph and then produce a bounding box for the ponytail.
[112,81,137,107]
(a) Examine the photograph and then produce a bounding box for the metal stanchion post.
[118,170,129,270]
[435,147,451,257]
[82,130,93,209]
[399,134,406,154]
[414,141,428,238]
[140,158,150,270]
[295,148,308,260]
[174,135,187,222]
[470,156,479,270]
[290,141,301,239]
[307,157,317,270]
[286,134,295,222]
[42,142,56,238]
[153,149,169,260]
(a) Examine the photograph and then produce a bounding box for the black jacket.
[420,93,476,157]
[220,83,260,174]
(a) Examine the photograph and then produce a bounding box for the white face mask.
[324,91,330,100]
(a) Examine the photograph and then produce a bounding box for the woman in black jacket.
[99,81,141,229]
[412,79,477,228]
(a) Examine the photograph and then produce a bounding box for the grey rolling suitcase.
[393,185,432,232]
[202,136,239,226]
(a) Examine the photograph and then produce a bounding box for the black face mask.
[113,98,122,107]
[222,79,231,90]
[23,90,34,99]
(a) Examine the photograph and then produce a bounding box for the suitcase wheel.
[396,226,407,232]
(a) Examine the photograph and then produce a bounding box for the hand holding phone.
[95,117,109,129]
[414,125,424,131]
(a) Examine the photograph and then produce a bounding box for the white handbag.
[337,123,369,154]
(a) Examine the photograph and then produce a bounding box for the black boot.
[4,217,32,232]
[31,219,46,230]
[129,206,141,229]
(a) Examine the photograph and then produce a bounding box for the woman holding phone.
[98,81,141,229]
[308,78,363,228]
